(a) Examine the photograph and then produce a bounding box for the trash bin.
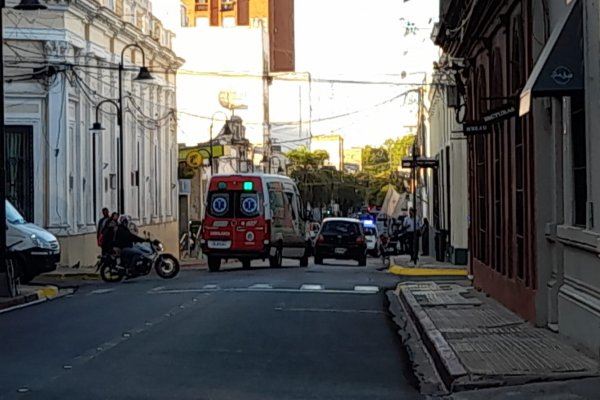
[435,230,448,262]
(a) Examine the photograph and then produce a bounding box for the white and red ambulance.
[200,173,310,272]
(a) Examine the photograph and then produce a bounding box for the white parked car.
[362,221,381,257]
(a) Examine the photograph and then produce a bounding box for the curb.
[389,264,468,277]
[396,284,468,390]
[0,285,69,314]
[41,272,100,280]
[386,290,450,396]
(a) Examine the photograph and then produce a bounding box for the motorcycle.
[96,238,180,283]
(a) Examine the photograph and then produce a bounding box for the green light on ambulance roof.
[217,182,227,190]
[243,181,253,191]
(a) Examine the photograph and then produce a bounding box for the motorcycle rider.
[114,215,149,273]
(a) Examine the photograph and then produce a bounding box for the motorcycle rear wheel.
[154,254,180,279]
[100,262,124,283]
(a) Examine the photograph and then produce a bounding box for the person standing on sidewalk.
[402,208,422,261]
[97,208,110,246]
[100,212,119,256]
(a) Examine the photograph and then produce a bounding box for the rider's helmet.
[118,215,130,226]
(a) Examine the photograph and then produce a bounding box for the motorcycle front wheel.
[154,254,180,279]
[100,261,124,283]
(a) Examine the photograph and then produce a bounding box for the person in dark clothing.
[97,208,110,246]
[100,212,119,255]
[114,215,148,272]
[421,218,430,256]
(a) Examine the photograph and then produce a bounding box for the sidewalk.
[391,281,599,393]
[41,265,99,280]
[389,254,469,277]
[0,284,65,313]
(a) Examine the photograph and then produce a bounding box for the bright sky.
[151,0,440,149]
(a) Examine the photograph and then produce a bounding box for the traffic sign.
[185,151,202,168]
[402,157,439,169]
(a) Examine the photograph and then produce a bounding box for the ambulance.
[200,174,310,271]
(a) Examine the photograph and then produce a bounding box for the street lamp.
[209,111,228,175]
[88,44,153,216]
[0,0,48,297]
[117,44,154,214]
[90,99,121,219]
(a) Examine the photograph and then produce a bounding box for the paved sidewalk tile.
[396,281,599,392]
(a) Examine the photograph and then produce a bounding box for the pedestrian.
[402,208,422,261]
[100,212,119,255]
[421,217,430,256]
[97,207,110,246]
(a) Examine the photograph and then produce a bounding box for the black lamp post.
[90,99,120,220]
[89,44,153,217]
[117,44,153,214]
[0,0,47,297]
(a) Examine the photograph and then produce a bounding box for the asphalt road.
[0,257,423,400]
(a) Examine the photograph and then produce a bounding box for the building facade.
[435,0,600,354]
[310,135,344,171]
[435,0,540,322]
[343,147,363,173]
[427,68,469,264]
[4,0,183,267]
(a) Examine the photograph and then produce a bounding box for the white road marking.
[202,284,220,290]
[249,283,273,289]
[150,286,165,292]
[150,287,378,295]
[353,285,380,293]
[300,284,324,291]
[88,288,115,295]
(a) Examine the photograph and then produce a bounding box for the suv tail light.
[356,236,365,245]
[317,234,325,243]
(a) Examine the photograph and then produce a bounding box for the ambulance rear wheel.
[208,257,221,272]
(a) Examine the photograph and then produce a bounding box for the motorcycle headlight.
[157,242,164,252]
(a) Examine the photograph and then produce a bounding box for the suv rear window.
[207,191,262,218]
[322,221,361,236]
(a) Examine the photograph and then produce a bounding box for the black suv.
[313,218,368,266]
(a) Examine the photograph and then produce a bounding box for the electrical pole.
[261,19,271,173]
[411,87,423,265]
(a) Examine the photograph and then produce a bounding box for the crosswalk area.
[147,283,381,295]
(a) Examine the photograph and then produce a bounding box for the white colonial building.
[3,0,183,267]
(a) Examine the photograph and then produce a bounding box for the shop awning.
[519,0,583,116]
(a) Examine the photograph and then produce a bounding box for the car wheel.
[208,256,221,272]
